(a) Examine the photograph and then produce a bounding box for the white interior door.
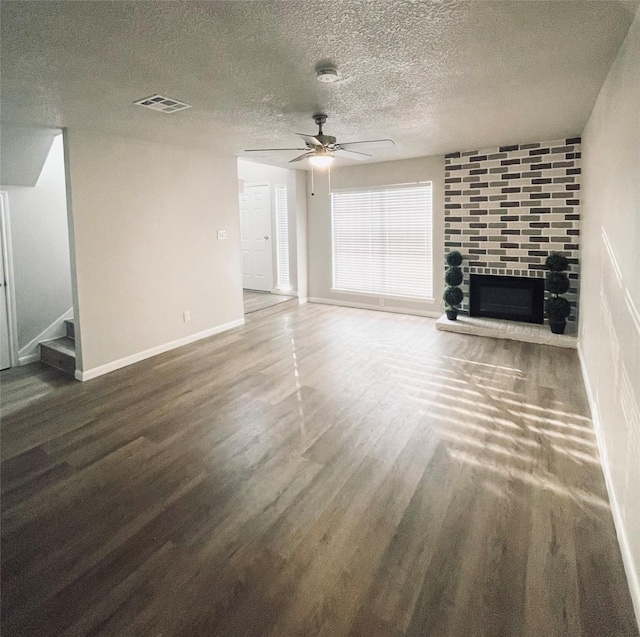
[240,184,273,292]
[0,226,11,370]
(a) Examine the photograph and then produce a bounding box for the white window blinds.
[275,184,290,290]
[331,183,433,300]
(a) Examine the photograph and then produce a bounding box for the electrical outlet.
[183,311,191,322]
[379,298,385,307]
[217,230,227,240]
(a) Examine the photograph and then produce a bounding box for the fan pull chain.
[311,164,315,196]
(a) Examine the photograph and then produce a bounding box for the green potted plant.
[443,251,464,320]
[544,252,571,334]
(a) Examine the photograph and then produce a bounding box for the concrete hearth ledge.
[436,314,578,349]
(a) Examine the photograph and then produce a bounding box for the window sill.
[330,289,434,304]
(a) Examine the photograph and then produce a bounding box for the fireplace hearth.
[469,274,544,324]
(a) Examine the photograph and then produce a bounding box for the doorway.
[0,129,75,371]
[240,183,273,292]
[0,192,18,370]
[239,183,294,314]
[237,160,301,316]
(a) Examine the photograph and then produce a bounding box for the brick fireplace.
[444,137,581,328]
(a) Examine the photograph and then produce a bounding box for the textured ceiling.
[1,0,638,169]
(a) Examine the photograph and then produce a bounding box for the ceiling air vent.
[134,94,192,113]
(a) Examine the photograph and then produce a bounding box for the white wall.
[237,159,307,296]
[65,130,243,377]
[1,133,73,355]
[580,8,640,622]
[307,156,445,316]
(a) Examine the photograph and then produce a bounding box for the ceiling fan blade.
[296,134,322,147]
[289,152,315,163]
[338,139,396,150]
[244,147,308,152]
[333,148,372,161]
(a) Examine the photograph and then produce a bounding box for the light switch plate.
[217,230,227,240]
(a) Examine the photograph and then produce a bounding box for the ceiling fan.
[244,114,395,167]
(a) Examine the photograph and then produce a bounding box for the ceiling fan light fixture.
[309,154,334,168]
[244,113,395,167]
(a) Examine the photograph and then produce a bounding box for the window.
[331,183,433,300]
[275,184,290,290]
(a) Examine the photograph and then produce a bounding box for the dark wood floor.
[1,303,638,636]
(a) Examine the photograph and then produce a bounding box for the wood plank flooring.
[243,289,295,314]
[1,302,638,636]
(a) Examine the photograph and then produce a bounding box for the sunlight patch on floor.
[449,449,610,511]
[443,355,524,374]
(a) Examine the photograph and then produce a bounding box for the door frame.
[0,191,20,367]
[240,181,275,292]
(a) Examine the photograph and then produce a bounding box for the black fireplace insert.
[469,274,544,324]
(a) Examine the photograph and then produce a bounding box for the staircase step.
[40,337,76,376]
[65,319,75,339]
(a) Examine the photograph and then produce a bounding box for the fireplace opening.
[469,274,544,324]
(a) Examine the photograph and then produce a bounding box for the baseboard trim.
[271,288,296,296]
[308,297,440,318]
[298,297,309,305]
[578,342,640,628]
[19,353,40,366]
[76,318,245,382]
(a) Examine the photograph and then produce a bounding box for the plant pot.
[446,309,458,321]
[549,320,566,334]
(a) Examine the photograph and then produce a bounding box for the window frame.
[274,183,290,291]
[330,181,434,302]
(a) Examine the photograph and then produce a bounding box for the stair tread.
[41,336,76,358]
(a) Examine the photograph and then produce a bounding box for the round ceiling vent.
[316,66,340,83]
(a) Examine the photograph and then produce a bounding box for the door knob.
[264,235,269,240]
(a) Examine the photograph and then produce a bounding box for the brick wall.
[444,137,581,326]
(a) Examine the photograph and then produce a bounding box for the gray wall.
[307,156,445,316]
[580,8,640,621]
[66,129,243,375]
[1,133,73,352]
[1,125,58,187]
